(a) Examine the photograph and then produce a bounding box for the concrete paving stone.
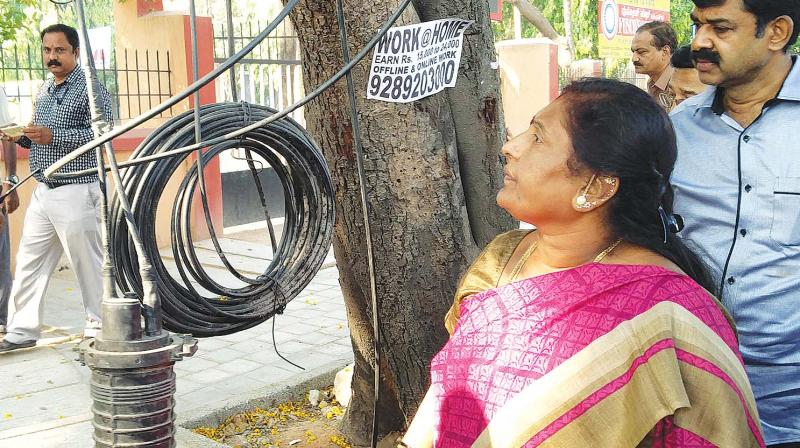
[193,238,274,260]
[318,325,350,337]
[312,342,354,358]
[181,369,237,386]
[266,339,314,354]
[316,301,346,312]
[273,321,321,337]
[313,288,345,300]
[0,418,93,448]
[294,331,342,347]
[215,358,262,375]
[308,272,337,282]
[334,335,353,345]
[179,385,229,410]
[253,330,294,344]
[196,347,249,364]
[175,377,208,397]
[240,347,300,367]
[278,311,328,323]
[287,351,343,371]
[226,338,279,355]
[214,327,263,343]
[315,316,348,326]
[242,366,297,386]
[213,374,271,395]
[309,281,341,291]
[188,248,272,276]
[0,352,84,399]
[192,336,233,352]
[173,356,220,374]
[0,383,91,432]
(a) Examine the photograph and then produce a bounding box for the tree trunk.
[288,0,513,444]
[563,0,576,60]
[507,0,561,41]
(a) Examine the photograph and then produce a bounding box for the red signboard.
[490,0,503,21]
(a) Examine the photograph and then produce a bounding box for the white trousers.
[4,182,103,343]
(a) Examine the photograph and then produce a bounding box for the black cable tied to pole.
[110,102,335,337]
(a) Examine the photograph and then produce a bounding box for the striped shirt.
[18,66,111,185]
[670,57,800,445]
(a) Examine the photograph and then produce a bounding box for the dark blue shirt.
[18,66,112,185]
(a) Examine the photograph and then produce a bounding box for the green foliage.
[0,0,40,43]
[1,0,114,46]
[570,0,599,59]
[491,0,599,59]
[671,0,695,46]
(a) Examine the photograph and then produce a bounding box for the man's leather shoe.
[0,339,36,353]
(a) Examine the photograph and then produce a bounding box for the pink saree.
[432,261,764,448]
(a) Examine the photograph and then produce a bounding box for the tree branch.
[506,0,561,41]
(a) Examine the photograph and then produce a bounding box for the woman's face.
[497,99,588,226]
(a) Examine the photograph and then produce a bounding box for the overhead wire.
[43,0,414,180]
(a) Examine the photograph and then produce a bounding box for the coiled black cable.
[109,102,335,337]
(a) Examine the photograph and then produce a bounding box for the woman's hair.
[559,78,717,294]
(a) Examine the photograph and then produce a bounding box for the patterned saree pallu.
[432,263,764,448]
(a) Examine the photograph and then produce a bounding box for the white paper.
[367,18,473,103]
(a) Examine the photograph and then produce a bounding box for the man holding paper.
[0,23,110,352]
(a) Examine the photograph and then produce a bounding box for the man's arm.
[0,87,19,214]
[1,140,18,214]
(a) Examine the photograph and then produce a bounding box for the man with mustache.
[669,1,800,446]
[0,24,110,353]
[631,21,678,110]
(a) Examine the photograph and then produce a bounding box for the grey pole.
[73,1,198,446]
[226,0,239,102]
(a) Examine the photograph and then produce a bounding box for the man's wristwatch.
[3,174,19,186]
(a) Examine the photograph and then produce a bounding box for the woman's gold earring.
[574,174,596,209]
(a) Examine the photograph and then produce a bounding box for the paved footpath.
[0,230,352,447]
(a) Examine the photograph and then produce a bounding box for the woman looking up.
[402,78,763,448]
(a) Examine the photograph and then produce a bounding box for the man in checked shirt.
[0,24,110,352]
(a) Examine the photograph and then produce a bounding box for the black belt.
[44,182,69,189]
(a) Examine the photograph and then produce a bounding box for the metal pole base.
[79,298,197,448]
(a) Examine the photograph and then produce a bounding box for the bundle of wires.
[109,102,335,337]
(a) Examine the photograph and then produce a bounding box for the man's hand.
[22,125,53,145]
[2,184,19,215]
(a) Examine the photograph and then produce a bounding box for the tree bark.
[287,0,513,444]
[563,0,576,60]
[507,0,561,41]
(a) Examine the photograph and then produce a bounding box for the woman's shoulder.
[444,229,532,335]
[599,246,737,344]
[603,244,686,276]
